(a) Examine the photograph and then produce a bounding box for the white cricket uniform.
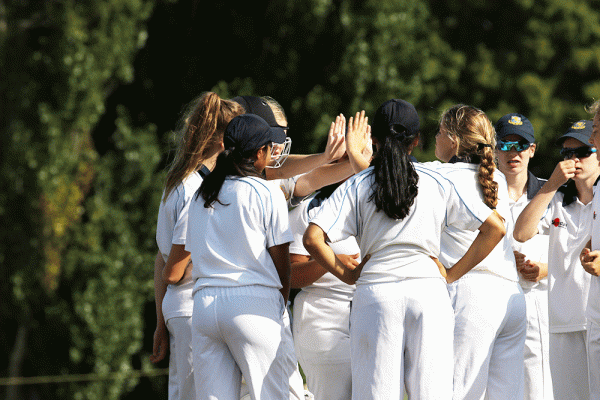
[538,182,591,400]
[587,181,600,399]
[186,176,296,400]
[309,165,493,400]
[289,194,358,400]
[156,170,203,400]
[507,174,553,400]
[427,161,527,400]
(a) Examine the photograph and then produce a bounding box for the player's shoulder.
[181,171,203,198]
[238,176,288,205]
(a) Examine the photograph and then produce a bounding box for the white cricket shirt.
[425,161,519,282]
[539,187,592,333]
[309,165,493,286]
[156,171,202,320]
[508,191,549,292]
[587,182,600,325]
[187,176,293,292]
[289,194,357,301]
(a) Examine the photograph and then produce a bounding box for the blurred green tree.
[0,1,162,399]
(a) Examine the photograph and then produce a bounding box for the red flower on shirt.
[553,218,560,227]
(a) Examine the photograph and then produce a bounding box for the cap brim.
[270,127,287,144]
[557,132,591,146]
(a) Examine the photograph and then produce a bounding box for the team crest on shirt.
[594,211,597,220]
[509,116,523,126]
[571,121,586,130]
[552,217,567,229]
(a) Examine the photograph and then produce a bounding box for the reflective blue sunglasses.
[497,140,532,152]
[560,146,597,160]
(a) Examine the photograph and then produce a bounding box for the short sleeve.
[171,186,193,245]
[444,181,493,231]
[309,173,363,244]
[288,197,312,256]
[265,184,294,248]
[537,199,554,235]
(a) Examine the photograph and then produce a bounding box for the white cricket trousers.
[350,278,454,400]
[549,330,589,400]
[588,321,600,400]
[448,272,526,400]
[522,287,553,400]
[192,285,291,400]
[293,291,352,400]
[239,307,307,400]
[166,316,195,400]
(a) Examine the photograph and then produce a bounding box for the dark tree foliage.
[1,0,600,399]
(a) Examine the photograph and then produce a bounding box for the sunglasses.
[497,140,532,152]
[560,146,597,159]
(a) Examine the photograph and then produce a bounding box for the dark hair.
[368,123,419,220]
[164,92,244,201]
[197,144,266,208]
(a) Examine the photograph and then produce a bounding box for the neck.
[503,170,528,201]
[575,173,599,205]
[200,147,222,172]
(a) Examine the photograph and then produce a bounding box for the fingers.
[430,256,447,279]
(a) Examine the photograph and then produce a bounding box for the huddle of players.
[152,92,600,400]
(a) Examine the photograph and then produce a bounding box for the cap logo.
[571,121,586,130]
[508,116,523,126]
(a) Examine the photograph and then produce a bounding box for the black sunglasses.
[560,146,597,159]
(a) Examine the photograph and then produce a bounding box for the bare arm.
[290,252,359,288]
[265,115,346,180]
[445,211,506,283]
[162,244,192,285]
[268,243,292,304]
[290,254,328,288]
[303,223,370,285]
[293,160,354,198]
[513,160,575,242]
[151,251,169,364]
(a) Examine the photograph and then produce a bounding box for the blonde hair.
[262,96,287,126]
[440,104,498,209]
[586,100,600,115]
[163,92,244,200]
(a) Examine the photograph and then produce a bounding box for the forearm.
[154,251,168,328]
[303,224,355,285]
[290,259,328,288]
[514,184,557,242]
[293,161,354,198]
[266,154,328,180]
[268,243,291,304]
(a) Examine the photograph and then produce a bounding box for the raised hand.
[324,114,347,162]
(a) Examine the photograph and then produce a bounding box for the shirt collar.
[526,170,545,200]
[198,164,211,178]
[448,154,481,165]
[557,179,578,206]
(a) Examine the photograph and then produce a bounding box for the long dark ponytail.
[368,124,419,220]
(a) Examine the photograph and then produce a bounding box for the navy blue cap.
[557,120,594,146]
[495,113,535,143]
[371,99,420,139]
[231,96,288,138]
[224,114,286,154]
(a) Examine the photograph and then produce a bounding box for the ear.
[408,137,420,154]
[529,143,536,158]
